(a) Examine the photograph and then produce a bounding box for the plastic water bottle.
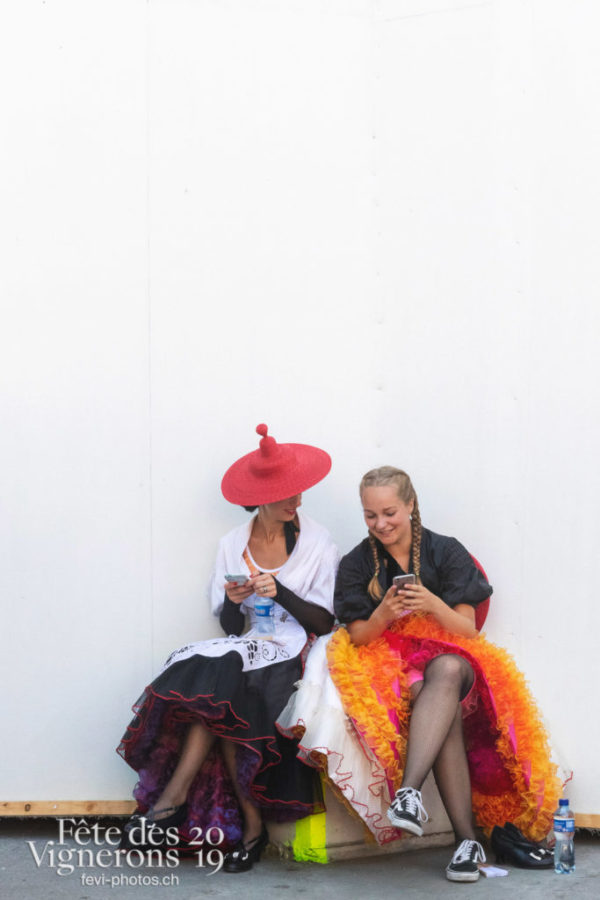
[553,798,575,874]
[255,596,275,637]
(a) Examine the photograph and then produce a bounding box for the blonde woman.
[278,466,559,882]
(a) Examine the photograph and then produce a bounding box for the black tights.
[401,653,476,842]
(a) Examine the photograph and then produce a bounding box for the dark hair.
[243,505,258,512]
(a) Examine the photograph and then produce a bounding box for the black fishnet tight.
[401,654,477,841]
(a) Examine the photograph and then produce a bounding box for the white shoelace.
[393,787,429,823]
[450,840,486,865]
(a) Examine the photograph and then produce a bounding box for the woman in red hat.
[118,425,338,872]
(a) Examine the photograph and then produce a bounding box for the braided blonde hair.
[360,466,422,602]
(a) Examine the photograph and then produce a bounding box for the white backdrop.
[1,0,598,819]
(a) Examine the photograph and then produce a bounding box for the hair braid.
[367,533,383,602]
[410,497,422,584]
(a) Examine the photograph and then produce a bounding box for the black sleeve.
[439,538,493,609]
[334,548,376,624]
[219,594,245,636]
[274,581,334,637]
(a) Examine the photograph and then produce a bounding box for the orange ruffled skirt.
[324,614,560,844]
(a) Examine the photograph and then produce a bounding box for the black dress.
[117,511,339,848]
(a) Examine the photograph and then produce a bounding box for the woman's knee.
[410,680,424,701]
[424,654,472,688]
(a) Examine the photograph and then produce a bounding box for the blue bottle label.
[255,600,273,617]
[554,817,575,833]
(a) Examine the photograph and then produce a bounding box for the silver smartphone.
[393,574,416,590]
[225,574,249,585]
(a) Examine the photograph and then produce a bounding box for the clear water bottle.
[553,798,575,874]
[255,596,275,637]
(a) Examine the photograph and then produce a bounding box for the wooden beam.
[0,801,136,817]
[2,801,599,832]
[574,813,600,829]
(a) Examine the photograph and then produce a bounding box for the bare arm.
[346,585,406,646]
[398,582,478,638]
[347,585,478,645]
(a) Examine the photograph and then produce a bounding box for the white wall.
[1,0,598,817]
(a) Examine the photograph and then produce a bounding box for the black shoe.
[386,787,429,836]
[491,825,553,868]
[119,802,188,851]
[222,826,269,873]
[446,839,486,882]
[503,822,553,860]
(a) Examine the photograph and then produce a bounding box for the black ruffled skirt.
[117,650,324,848]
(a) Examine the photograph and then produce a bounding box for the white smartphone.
[393,574,416,590]
[225,574,249,585]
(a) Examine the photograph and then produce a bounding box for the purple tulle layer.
[118,659,323,849]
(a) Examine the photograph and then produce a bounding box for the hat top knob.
[256,423,277,457]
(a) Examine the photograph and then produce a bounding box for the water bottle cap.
[559,798,569,806]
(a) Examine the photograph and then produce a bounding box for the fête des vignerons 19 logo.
[26,817,226,884]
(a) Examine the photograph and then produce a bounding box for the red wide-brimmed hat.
[221,424,332,506]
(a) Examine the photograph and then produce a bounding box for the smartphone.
[225,574,249,585]
[393,574,416,590]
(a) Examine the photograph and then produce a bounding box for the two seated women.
[118,425,559,882]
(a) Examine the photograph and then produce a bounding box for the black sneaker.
[386,787,429,836]
[446,839,486,882]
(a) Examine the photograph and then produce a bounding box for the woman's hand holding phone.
[377,584,409,624]
[224,574,254,605]
[391,574,416,616]
[398,582,441,616]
